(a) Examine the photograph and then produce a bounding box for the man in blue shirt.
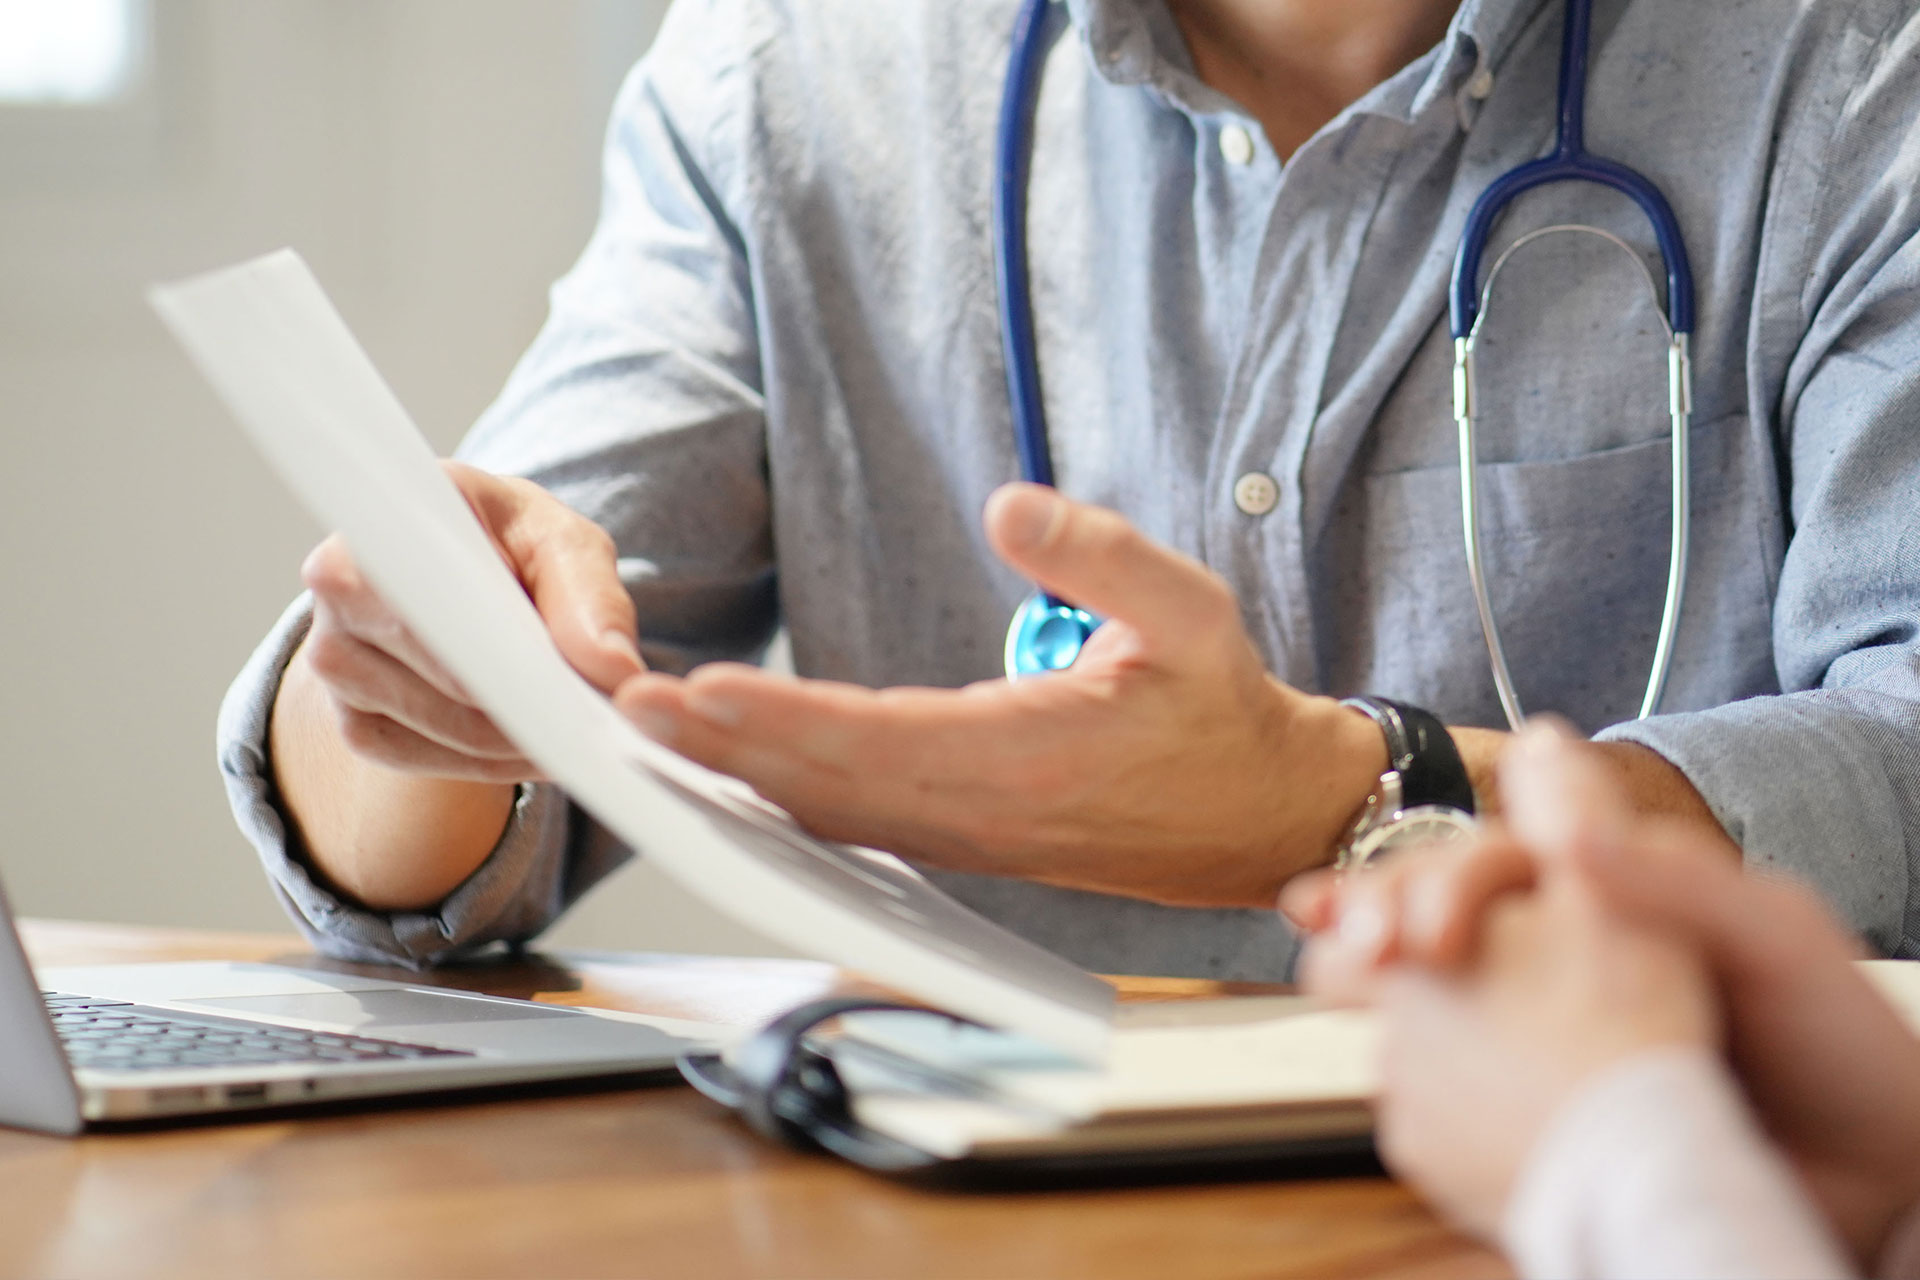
[222,0,1920,976]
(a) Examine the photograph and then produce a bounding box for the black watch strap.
[1340,697,1476,817]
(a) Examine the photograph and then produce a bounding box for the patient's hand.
[1342,856,1718,1237]
[1300,724,1920,1268]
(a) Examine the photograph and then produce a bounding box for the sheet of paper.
[847,1091,1373,1160]
[1862,960,1920,1031]
[150,248,1115,1063]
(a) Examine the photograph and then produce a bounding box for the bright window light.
[0,0,144,105]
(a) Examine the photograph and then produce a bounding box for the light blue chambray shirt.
[219,0,1920,977]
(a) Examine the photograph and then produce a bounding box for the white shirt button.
[1466,68,1496,100]
[1218,124,1256,167]
[1233,472,1280,516]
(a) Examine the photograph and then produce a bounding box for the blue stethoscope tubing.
[997,0,1696,723]
[995,0,1056,495]
[996,0,1104,680]
[1449,0,1694,730]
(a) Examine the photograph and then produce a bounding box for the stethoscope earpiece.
[1004,591,1102,681]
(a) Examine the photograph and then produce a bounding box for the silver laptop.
[0,882,704,1133]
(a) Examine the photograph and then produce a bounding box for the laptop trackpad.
[180,988,582,1030]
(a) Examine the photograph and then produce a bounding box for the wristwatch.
[1333,697,1478,870]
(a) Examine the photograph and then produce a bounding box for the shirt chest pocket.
[1332,413,1779,733]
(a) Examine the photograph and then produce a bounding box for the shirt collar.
[1413,0,1551,119]
[1064,0,1552,122]
[1062,0,1175,89]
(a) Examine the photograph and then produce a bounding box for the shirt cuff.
[1502,1046,1854,1280]
[215,593,577,967]
[1596,697,1911,957]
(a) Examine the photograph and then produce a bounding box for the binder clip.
[677,996,979,1172]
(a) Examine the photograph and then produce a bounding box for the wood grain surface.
[1,920,1507,1280]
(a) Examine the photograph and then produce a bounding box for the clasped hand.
[1291,724,1920,1268]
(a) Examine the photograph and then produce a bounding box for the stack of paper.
[836,998,1377,1159]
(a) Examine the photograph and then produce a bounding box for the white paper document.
[152,249,1115,1063]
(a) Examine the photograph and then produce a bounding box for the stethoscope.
[994,0,1695,734]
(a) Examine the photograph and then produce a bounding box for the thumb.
[984,482,1239,657]
[1502,718,1804,979]
[1499,718,1631,870]
[464,469,644,693]
[526,524,645,693]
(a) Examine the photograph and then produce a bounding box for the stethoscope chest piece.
[1004,591,1102,680]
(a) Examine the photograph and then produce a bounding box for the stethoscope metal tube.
[1450,0,1696,731]
[1454,226,1693,730]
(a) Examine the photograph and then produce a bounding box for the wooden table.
[1,921,1505,1280]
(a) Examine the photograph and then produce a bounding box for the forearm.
[270,640,516,912]
[1452,727,1733,850]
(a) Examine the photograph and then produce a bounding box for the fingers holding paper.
[615,484,1388,909]
[289,462,645,783]
[270,461,648,909]
[455,463,647,693]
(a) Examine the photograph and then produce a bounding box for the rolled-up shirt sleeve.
[217,595,601,965]
[1599,24,1920,958]
[214,0,775,965]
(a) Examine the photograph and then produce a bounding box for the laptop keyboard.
[41,992,475,1072]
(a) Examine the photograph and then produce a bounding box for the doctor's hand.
[614,483,1386,909]
[284,462,644,782]
[271,462,642,911]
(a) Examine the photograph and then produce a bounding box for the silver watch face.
[1349,805,1479,867]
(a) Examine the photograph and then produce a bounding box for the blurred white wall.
[0,0,790,957]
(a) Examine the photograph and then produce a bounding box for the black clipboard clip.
[677,997,981,1173]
